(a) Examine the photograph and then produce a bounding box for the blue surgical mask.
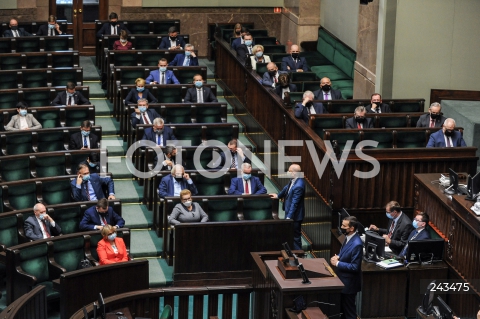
[19,110,27,116]
[39,214,46,220]
[136,86,144,92]
[242,174,251,180]
[88,162,97,168]
[185,51,191,57]
[255,51,263,58]
[139,107,147,113]
[195,81,203,88]
[108,233,117,241]
[81,130,90,137]
[412,220,419,229]
[48,24,55,29]
[244,40,252,46]
[67,92,74,97]
[159,67,167,72]
[386,212,394,219]
[83,174,91,182]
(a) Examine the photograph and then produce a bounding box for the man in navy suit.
[96,12,130,38]
[52,82,90,106]
[141,117,177,146]
[24,203,62,241]
[215,139,251,169]
[416,102,446,128]
[130,98,161,128]
[270,164,305,250]
[184,74,218,103]
[427,118,467,148]
[330,216,363,319]
[294,90,328,123]
[281,44,309,72]
[36,15,64,36]
[228,163,267,195]
[158,26,186,50]
[345,106,373,129]
[79,198,125,231]
[262,62,287,88]
[365,93,392,113]
[231,27,251,51]
[146,58,180,85]
[313,77,343,100]
[399,212,431,258]
[69,120,99,151]
[71,163,116,202]
[3,19,32,37]
[168,43,199,66]
[158,164,198,198]
[236,33,255,61]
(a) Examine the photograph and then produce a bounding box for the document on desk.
[376,259,403,269]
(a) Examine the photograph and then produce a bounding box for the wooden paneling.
[430,89,480,104]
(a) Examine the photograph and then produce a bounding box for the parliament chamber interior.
[0,0,480,318]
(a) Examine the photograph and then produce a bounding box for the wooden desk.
[285,306,329,319]
[106,307,132,319]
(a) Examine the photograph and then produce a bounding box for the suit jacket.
[416,114,447,128]
[378,212,414,255]
[345,117,373,129]
[24,216,62,241]
[336,233,363,294]
[36,24,61,36]
[228,176,267,195]
[158,36,186,49]
[158,174,198,198]
[294,102,328,123]
[5,114,42,131]
[278,178,305,221]
[366,103,392,113]
[145,70,180,84]
[216,151,251,169]
[236,44,255,60]
[52,91,90,106]
[71,174,115,202]
[251,55,271,70]
[262,70,287,87]
[142,126,177,146]
[69,131,99,150]
[184,87,218,103]
[155,152,185,171]
[231,38,254,51]
[275,84,298,98]
[281,56,310,72]
[97,237,128,265]
[313,89,343,100]
[130,109,161,128]
[399,228,431,257]
[79,206,125,231]
[168,53,199,66]
[3,28,32,37]
[426,130,467,148]
[96,22,130,38]
[124,88,158,106]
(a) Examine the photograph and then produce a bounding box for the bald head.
[290,44,299,53]
[267,62,277,73]
[9,19,18,27]
[33,203,46,217]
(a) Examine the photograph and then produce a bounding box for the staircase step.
[102,136,127,156]
[95,116,119,135]
[130,230,163,257]
[113,179,143,203]
[88,82,108,99]
[122,204,153,228]
[147,258,173,287]
[80,56,101,81]
[109,157,133,179]
[92,99,113,116]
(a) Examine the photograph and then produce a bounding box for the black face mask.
[170,36,177,41]
[230,150,236,155]
[110,22,117,26]
[321,85,331,92]
[11,26,18,31]
[430,113,439,120]
[174,177,183,182]
[340,228,348,235]
[305,101,313,108]
[355,117,366,123]
[268,71,276,76]
[445,129,454,137]
[291,53,299,59]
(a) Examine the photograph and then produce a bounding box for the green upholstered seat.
[395,131,427,148]
[222,29,233,42]
[291,72,317,83]
[35,155,66,178]
[0,56,22,70]
[25,55,48,69]
[52,236,86,272]
[256,63,268,75]
[207,199,238,222]
[325,131,361,152]
[409,115,421,127]
[133,37,158,50]
[184,148,213,170]
[391,102,422,113]
[160,305,173,319]
[270,53,290,63]
[23,90,51,107]
[51,69,80,87]
[311,65,350,81]
[243,198,273,220]
[113,53,137,67]
[44,37,69,51]
[4,132,34,155]
[128,22,150,34]
[363,131,394,149]
[174,127,202,146]
[289,92,304,102]
[65,108,91,127]
[0,76,18,90]
[331,80,352,99]
[141,51,170,66]
[173,68,200,85]
[378,116,408,128]
[263,45,286,54]
[300,51,333,67]
[196,105,222,123]
[35,109,61,128]
[52,53,76,68]
[37,130,66,152]
[156,87,183,103]
[302,81,320,92]
[311,117,344,137]
[0,40,11,53]
[205,126,235,145]
[51,205,83,234]
[0,157,30,182]
[0,92,18,109]
[427,227,441,239]
[153,22,179,34]
[22,71,48,88]
[118,70,145,87]
[194,174,225,196]
[0,215,19,248]
[16,38,40,52]
[164,105,191,124]
[255,37,277,46]
[5,182,37,210]
[41,178,72,205]
[250,30,269,37]
[88,232,103,263]
[328,103,358,114]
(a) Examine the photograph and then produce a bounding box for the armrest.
[48,259,66,279]
[15,267,38,287]
[300,41,317,52]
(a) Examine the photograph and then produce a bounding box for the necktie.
[84,182,90,201]
[274,76,277,83]
[324,93,328,100]
[143,113,149,124]
[14,30,19,37]
[157,134,162,146]
[388,221,395,238]
[446,137,452,147]
[183,57,190,66]
[357,123,361,129]
[248,46,252,54]
[42,220,51,238]
[197,89,203,103]
[161,72,165,84]
[231,153,236,169]
[83,136,88,148]
[245,181,249,194]
[68,96,73,106]
[430,119,435,128]
[102,216,107,225]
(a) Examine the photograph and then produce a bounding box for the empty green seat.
[193,174,225,196]
[325,131,361,152]
[302,81,319,92]
[270,53,290,63]
[328,103,358,114]
[173,68,201,85]
[0,214,19,248]
[410,115,421,127]
[378,116,408,128]
[263,45,286,54]
[51,69,80,87]
[256,63,268,75]
[0,56,21,70]
[52,53,76,68]
[184,148,213,169]
[0,92,18,109]
[26,55,47,69]
[35,155,66,178]
[363,131,394,149]
[243,198,272,220]
[0,40,12,53]
[35,109,61,128]
[311,117,344,137]
[87,232,103,263]
[128,22,150,34]
[249,30,269,37]
[16,38,40,52]
[311,65,351,81]
[174,126,202,146]
[118,69,145,86]
[0,156,30,182]
[22,71,48,88]
[3,132,34,155]
[396,131,427,148]
[156,87,183,103]
[23,90,51,107]
[37,130,67,152]
[134,37,158,50]
[196,105,222,123]
[142,51,171,66]
[4,182,37,211]
[52,236,86,272]
[51,205,83,234]
[289,92,304,102]
[291,72,317,82]
[391,102,421,113]
[41,178,72,205]
[44,37,70,51]
[65,108,91,127]
[113,53,137,66]
[255,37,277,46]
[207,199,238,221]
[164,105,191,124]
[205,126,235,145]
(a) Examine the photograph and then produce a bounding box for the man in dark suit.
[262,62,287,88]
[3,19,32,37]
[330,216,363,319]
[369,201,414,255]
[36,15,64,36]
[281,44,309,72]
[270,164,305,250]
[345,106,373,129]
[366,93,392,113]
[231,27,251,51]
[294,90,328,123]
[215,139,251,169]
[142,117,177,146]
[399,212,431,258]
[146,58,180,84]
[168,43,199,66]
[275,73,297,99]
[130,98,161,128]
[71,163,116,202]
[158,164,198,198]
[79,198,125,231]
[24,203,62,241]
[236,33,255,62]
[158,26,186,50]
[69,120,99,150]
[228,163,267,195]
[313,77,343,100]
[426,118,467,148]
[96,12,130,38]
[184,74,218,103]
[52,82,90,106]
[155,145,184,171]
[416,102,447,128]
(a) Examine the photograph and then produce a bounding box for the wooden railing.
[0,286,47,319]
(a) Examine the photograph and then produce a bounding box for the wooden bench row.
[0,86,90,109]
[0,67,83,90]
[0,51,79,70]
[0,35,74,53]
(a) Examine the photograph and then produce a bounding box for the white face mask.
[183,201,192,207]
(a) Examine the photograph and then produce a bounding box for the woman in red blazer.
[113,30,132,50]
[97,224,129,265]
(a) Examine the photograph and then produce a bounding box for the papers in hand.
[376,259,403,269]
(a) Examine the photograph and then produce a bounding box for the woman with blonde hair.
[97,224,129,265]
[124,77,158,106]
[250,44,271,71]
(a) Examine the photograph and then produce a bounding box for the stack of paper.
[376,258,403,269]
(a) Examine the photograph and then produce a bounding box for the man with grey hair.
[131,98,161,128]
[346,106,373,129]
[228,163,267,195]
[24,203,62,241]
[169,43,199,66]
[158,164,198,197]
[427,118,466,147]
[294,90,328,123]
[416,102,447,128]
[141,117,177,146]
